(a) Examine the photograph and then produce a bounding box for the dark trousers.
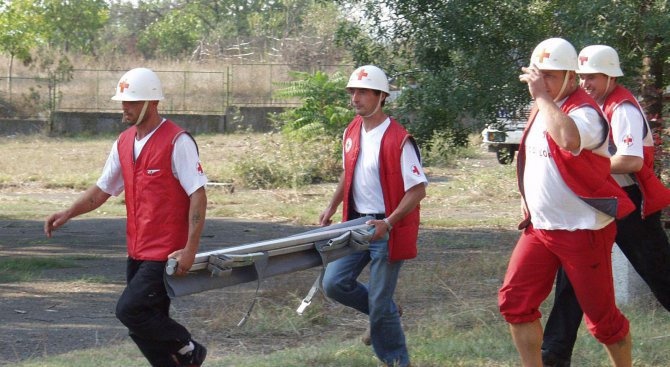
[116,258,191,367]
[543,185,670,359]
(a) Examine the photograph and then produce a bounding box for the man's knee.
[115,292,144,329]
[322,276,341,299]
[115,297,133,327]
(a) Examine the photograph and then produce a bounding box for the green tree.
[38,0,109,54]
[271,69,353,139]
[29,47,74,131]
[129,0,344,60]
[342,0,669,146]
[0,0,39,102]
[137,3,205,59]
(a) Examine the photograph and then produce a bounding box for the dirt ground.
[0,152,522,366]
[0,218,337,364]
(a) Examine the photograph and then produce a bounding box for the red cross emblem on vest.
[536,48,551,63]
[357,69,368,80]
[119,81,129,93]
[579,56,589,65]
[411,165,420,176]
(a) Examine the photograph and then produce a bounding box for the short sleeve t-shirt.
[96,120,207,197]
[345,118,428,214]
[609,102,652,187]
[523,102,613,230]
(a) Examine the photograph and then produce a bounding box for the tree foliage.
[38,0,109,53]
[1,0,667,148]
[113,0,345,60]
[271,70,353,139]
[0,0,39,64]
[342,0,669,145]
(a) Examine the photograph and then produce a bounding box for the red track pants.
[498,222,629,345]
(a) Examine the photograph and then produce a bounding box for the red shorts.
[498,222,629,345]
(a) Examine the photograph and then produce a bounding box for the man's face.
[579,73,609,103]
[539,69,573,100]
[121,100,147,125]
[347,88,383,116]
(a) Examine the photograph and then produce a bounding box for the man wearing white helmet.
[319,65,427,367]
[497,38,635,367]
[541,45,670,367]
[44,67,208,366]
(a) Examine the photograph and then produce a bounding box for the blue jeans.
[323,236,408,366]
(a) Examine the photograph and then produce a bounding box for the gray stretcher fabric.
[165,217,373,298]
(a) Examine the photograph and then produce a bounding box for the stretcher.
[164,217,375,301]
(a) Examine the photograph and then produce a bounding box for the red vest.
[118,120,191,260]
[342,116,421,261]
[517,89,634,229]
[602,85,670,217]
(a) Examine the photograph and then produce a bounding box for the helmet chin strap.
[134,101,149,126]
[554,71,571,102]
[362,93,384,119]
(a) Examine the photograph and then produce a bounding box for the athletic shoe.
[541,349,571,367]
[175,340,207,367]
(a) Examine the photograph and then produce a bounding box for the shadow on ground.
[0,218,519,365]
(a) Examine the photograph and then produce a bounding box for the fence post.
[95,69,100,110]
[226,66,232,107]
[183,70,187,112]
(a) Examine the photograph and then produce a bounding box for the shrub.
[233,133,341,189]
[423,131,480,167]
[269,70,354,140]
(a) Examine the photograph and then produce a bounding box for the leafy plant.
[233,133,341,189]
[270,70,354,140]
[28,48,74,131]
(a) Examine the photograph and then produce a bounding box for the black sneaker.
[541,349,571,367]
[175,340,207,367]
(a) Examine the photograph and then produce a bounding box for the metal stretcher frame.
[164,217,374,298]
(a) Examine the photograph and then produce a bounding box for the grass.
[2,133,670,366]
[0,256,83,282]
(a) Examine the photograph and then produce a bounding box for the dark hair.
[372,89,388,107]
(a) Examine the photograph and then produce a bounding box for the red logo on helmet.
[357,69,368,80]
[119,81,129,93]
[579,56,589,65]
[536,48,551,63]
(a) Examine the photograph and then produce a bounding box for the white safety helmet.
[529,38,578,71]
[346,65,390,94]
[111,67,164,101]
[577,45,624,77]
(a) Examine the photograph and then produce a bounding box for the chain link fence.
[0,63,350,118]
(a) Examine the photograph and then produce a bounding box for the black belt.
[352,211,385,220]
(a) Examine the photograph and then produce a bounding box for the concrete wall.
[0,119,47,135]
[0,106,284,136]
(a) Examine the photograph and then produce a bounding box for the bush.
[233,133,341,189]
[270,70,354,139]
[423,131,480,167]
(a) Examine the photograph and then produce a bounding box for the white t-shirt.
[609,102,652,187]
[523,101,613,230]
[346,118,428,214]
[96,120,208,197]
